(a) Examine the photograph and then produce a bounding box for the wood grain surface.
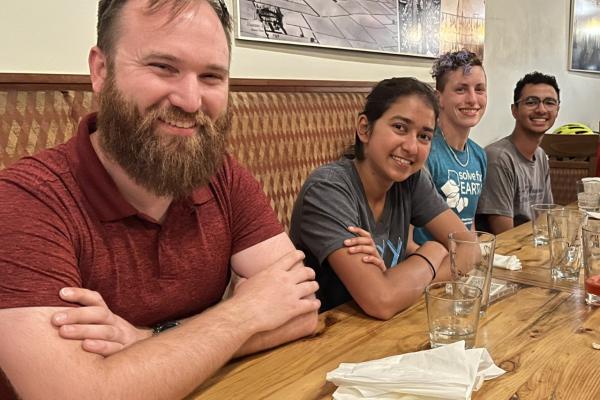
[189,222,600,400]
[493,216,581,292]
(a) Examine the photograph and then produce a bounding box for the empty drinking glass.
[426,282,482,349]
[548,209,588,281]
[530,204,562,247]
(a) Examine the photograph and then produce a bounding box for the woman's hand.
[344,226,386,272]
[51,287,152,357]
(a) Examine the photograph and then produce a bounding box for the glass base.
[533,237,548,247]
[586,292,600,306]
[551,268,580,281]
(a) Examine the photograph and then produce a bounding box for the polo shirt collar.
[71,113,142,222]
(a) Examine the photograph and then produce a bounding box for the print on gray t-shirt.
[289,158,448,311]
[476,136,553,226]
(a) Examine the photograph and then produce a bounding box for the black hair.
[348,77,439,160]
[513,71,560,104]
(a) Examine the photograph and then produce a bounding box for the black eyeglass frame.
[514,96,560,108]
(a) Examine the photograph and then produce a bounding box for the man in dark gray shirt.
[476,72,559,234]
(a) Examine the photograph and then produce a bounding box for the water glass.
[426,282,482,349]
[582,220,600,306]
[578,192,600,213]
[548,209,588,281]
[530,204,563,247]
[448,231,495,315]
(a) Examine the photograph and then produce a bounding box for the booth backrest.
[0,75,373,229]
[540,133,600,205]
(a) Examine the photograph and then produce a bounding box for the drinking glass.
[448,231,495,315]
[548,209,588,281]
[530,204,562,247]
[426,282,482,349]
[582,220,600,306]
[578,192,600,213]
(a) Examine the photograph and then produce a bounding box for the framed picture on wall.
[235,0,485,58]
[570,0,600,73]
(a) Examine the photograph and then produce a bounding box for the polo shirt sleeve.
[0,177,81,310]
[223,155,284,255]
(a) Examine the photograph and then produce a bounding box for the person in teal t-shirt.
[413,50,488,245]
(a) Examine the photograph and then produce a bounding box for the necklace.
[440,129,470,168]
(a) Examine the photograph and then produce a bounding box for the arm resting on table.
[230,233,319,357]
[487,214,514,235]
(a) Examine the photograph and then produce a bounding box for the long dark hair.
[346,77,439,160]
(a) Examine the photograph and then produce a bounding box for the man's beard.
[96,78,230,199]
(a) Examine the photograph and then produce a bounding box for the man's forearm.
[233,310,318,358]
[488,214,514,235]
[2,300,257,400]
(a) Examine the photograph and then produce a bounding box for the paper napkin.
[326,341,505,400]
[493,254,522,271]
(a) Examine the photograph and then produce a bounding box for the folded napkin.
[586,211,600,220]
[326,341,505,400]
[493,254,522,271]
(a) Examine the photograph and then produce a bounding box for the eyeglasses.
[515,96,560,110]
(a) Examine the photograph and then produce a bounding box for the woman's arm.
[329,209,467,320]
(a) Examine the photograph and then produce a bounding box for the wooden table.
[189,224,600,399]
[493,220,582,292]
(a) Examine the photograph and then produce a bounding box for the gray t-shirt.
[476,136,553,227]
[289,158,448,311]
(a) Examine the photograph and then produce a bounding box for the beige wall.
[0,0,432,81]
[474,0,600,146]
[2,0,600,146]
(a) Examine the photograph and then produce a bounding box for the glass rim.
[448,230,495,244]
[530,203,563,210]
[425,281,482,301]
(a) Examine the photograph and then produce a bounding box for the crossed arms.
[0,233,320,400]
[329,210,467,320]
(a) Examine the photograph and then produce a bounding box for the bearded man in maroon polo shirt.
[0,1,320,399]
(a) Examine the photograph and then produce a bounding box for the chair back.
[540,133,600,205]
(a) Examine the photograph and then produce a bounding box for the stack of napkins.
[493,254,522,271]
[326,341,505,400]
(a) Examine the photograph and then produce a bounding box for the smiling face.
[511,83,560,136]
[358,94,436,185]
[437,66,487,132]
[97,0,230,127]
[89,0,231,197]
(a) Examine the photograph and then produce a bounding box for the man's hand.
[51,287,151,356]
[344,226,386,272]
[232,250,320,333]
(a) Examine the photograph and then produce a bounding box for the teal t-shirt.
[413,128,487,244]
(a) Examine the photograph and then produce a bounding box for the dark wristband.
[409,253,436,281]
[152,320,181,336]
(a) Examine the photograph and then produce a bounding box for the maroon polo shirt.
[0,113,283,326]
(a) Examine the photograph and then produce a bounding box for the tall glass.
[530,204,562,247]
[582,220,600,306]
[448,231,495,315]
[548,209,588,281]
